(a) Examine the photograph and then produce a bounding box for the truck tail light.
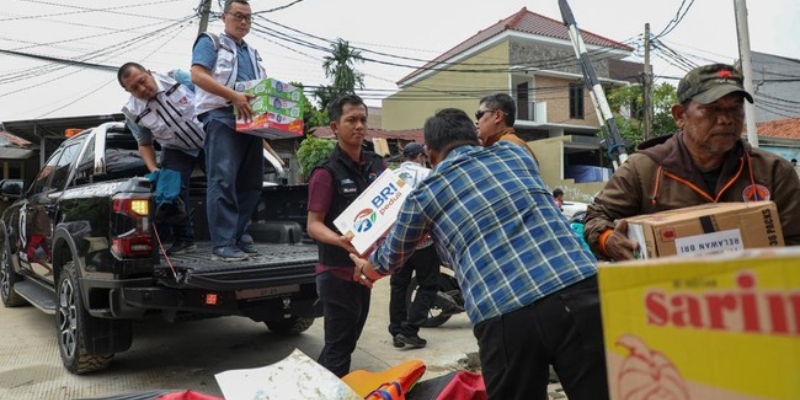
[111,194,153,259]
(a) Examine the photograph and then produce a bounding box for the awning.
[0,146,36,160]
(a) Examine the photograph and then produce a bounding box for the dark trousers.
[388,244,440,337]
[201,118,263,248]
[473,276,608,400]
[316,271,371,378]
[160,147,205,243]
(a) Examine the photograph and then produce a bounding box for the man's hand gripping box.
[333,169,413,256]
[625,201,783,260]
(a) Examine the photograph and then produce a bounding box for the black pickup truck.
[0,122,320,374]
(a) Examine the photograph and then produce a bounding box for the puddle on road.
[0,365,61,388]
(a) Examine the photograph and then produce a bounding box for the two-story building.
[381,7,642,200]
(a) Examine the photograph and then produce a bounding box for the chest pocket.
[337,179,360,204]
[165,86,194,117]
[137,108,174,142]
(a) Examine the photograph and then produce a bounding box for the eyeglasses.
[475,109,496,120]
[226,12,253,23]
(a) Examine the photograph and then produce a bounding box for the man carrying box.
[306,94,386,378]
[585,63,800,261]
[351,109,605,400]
[191,0,265,261]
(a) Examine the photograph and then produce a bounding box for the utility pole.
[642,23,652,141]
[733,0,759,147]
[197,0,213,35]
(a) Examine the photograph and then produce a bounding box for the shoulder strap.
[194,32,220,51]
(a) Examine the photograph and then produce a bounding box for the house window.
[569,84,584,119]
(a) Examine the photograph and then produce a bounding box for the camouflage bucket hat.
[677,63,754,104]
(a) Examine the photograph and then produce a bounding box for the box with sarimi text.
[625,201,783,260]
[599,248,800,399]
[234,78,303,139]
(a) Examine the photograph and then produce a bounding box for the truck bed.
[154,242,319,291]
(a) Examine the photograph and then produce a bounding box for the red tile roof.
[398,7,633,85]
[311,127,424,143]
[757,118,800,139]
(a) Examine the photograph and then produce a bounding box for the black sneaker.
[392,336,405,348]
[166,241,197,255]
[395,333,427,349]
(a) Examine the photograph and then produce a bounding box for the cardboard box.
[234,78,302,102]
[234,78,304,139]
[599,248,800,399]
[625,201,783,260]
[333,169,413,256]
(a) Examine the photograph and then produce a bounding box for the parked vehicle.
[405,263,465,328]
[0,122,320,374]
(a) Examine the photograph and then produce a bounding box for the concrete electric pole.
[197,0,213,35]
[733,0,759,147]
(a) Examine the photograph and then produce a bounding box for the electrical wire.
[4,0,185,22]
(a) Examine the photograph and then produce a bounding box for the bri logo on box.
[354,209,377,233]
[371,182,404,216]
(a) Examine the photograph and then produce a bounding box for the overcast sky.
[1,0,798,122]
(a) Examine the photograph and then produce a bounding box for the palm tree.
[318,39,364,105]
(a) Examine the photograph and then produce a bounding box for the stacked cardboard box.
[234,78,304,139]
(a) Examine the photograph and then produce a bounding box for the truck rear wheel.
[0,241,27,307]
[265,316,314,335]
[56,261,114,374]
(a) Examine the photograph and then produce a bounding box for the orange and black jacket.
[584,133,800,257]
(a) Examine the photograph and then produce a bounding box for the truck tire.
[56,261,114,374]
[0,241,27,307]
[265,316,314,335]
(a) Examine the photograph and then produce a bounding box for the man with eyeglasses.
[191,0,266,261]
[475,92,539,164]
[584,63,800,261]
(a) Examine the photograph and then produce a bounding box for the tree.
[314,39,365,112]
[607,82,679,147]
[295,135,336,179]
[289,81,327,134]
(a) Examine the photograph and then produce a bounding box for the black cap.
[403,143,425,158]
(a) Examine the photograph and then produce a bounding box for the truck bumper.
[109,282,322,321]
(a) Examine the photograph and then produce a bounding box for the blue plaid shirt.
[369,142,598,324]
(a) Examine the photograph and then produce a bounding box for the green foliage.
[296,135,336,178]
[607,82,679,147]
[314,39,365,112]
[289,81,328,134]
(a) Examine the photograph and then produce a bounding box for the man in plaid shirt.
[351,108,607,400]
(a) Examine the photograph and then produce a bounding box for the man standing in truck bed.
[118,62,205,255]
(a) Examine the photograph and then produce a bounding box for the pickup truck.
[0,122,320,374]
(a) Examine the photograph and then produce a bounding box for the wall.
[533,75,600,127]
[382,43,511,130]
[529,136,607,201]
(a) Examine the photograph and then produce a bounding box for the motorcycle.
[405,263,465,327]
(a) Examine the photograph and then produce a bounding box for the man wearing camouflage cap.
[584,63,800,260]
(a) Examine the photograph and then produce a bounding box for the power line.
[3,0,185,22]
